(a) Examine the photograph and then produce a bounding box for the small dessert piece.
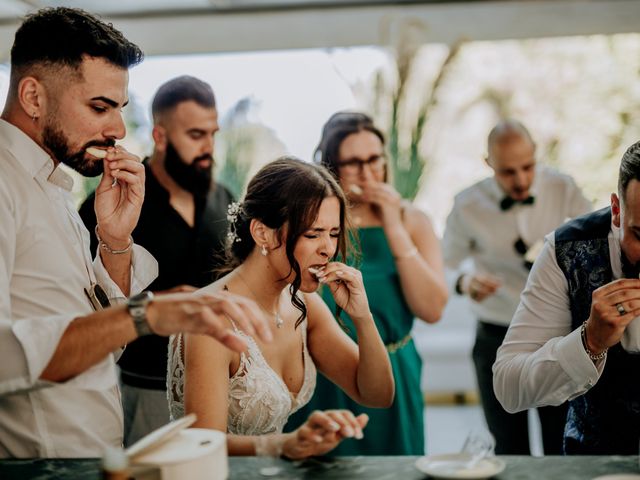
[349,184,363,195]
[308,266,326,279]
[86,147,108,159]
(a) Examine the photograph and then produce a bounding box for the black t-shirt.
[79,159,234,388]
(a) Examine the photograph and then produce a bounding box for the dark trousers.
[472,321,568,455]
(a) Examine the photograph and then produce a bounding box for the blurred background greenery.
[3,33,637,231]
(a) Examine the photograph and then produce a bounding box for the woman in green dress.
[287,112,448,455]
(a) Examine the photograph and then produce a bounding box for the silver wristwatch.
[127,291,154,337]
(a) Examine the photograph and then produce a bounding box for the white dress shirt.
[443,166,592,326]
[492,218,623,413]
[0,119,158,458]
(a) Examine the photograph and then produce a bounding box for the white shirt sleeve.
[92,243,158,302]
[93,244,158,362]
[443,199,472,270]
[492,233,604,413]
[0,178,157,395]
[0,183,79,395]
[442,199,475,293]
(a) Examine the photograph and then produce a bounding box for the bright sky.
[0,47,388,161]
[127,47,389,160]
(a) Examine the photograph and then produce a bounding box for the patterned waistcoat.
[555,206,640,454]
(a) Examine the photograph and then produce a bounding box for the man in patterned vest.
[494,141,640,453]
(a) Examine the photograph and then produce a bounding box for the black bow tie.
[500,195,535,211]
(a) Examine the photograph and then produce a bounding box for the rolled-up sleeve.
[92,243,158,303]
[493,233,603,412]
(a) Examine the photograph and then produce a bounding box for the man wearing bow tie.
[442,119,591,454]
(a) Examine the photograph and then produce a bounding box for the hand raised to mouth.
[86,147,117,187]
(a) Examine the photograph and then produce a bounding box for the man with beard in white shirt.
[81,76,235,445]
[0,8,270,458]
[443,119,591,454]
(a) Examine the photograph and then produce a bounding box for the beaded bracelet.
[580,320,608,362]
[95,225,133,255]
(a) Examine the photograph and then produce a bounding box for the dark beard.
[164,141,213,197]
[621,251,640,279]
[42,122,113,177]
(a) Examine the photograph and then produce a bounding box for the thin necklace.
[236,271,284,329]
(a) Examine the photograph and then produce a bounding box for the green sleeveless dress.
[285,227,425,455]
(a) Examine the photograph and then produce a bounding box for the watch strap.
[128,291,154,337]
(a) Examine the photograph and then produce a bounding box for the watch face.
[128,291,153,336]
[130,291,153,305]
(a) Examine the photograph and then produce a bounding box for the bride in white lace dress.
[167,157,394,459]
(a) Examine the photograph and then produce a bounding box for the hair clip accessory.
[226,201,243,244]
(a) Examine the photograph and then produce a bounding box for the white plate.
[592,475,640,480]
[415,453,506,479]
[126,413,197,459]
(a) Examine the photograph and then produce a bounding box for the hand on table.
[283,410,369,459]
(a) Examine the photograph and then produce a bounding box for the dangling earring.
[261,244,268,256]
[31,112,37,122]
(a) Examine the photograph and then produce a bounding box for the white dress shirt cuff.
[93,243,158,300]
[555,326,603,395]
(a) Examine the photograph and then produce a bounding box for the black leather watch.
[127,291,154,337]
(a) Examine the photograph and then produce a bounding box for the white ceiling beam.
[0,0,638,62]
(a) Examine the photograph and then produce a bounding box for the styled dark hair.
[151,76,216,120]
[618,141,640,202]
[10,7,143,76]
[314,111,385,178]
[226,156,349,327]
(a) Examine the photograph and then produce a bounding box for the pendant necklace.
[236,272,284,329]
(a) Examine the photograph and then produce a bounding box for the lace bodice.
[167,320,316,435]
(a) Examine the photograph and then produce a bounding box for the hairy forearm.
[98,231,133,296]
[40,306,136,382]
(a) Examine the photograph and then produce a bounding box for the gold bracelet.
[394,246,419,261]
[95,226,133,255]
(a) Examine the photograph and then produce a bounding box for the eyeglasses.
[337,155,386,175]
[84,283,111,311]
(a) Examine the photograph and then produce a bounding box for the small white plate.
[126,413,197,459]
[592,475,640,480]
[415,453,506,479]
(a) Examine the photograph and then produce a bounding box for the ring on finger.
[615,302,627,316]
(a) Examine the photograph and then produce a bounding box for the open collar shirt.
[0,119,157,458]
[442,166,592,326]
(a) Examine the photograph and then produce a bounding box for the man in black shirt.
[80,76,234,445]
